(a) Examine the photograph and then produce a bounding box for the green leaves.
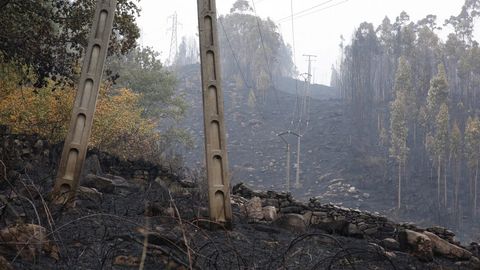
[106,47,186,121]
[465,116,480,167]
[0,0,140,86]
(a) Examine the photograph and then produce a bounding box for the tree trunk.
[454,158,459,214]
[444,156,448,208]
[398,160,402,210]
[413,123,417,148]
[437,155,441,208]
[475,161,478,218]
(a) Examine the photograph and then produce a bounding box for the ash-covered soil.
[176,65,480,243]
[1,132,480,269]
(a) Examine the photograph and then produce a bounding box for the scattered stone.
[347,223,361,236]
[302,211,313,225]
[77,186,102,202]
[243,197,263,221]
[84,174,114,193]
[399,229,433,262]
[382,238,400,251]
[263,206,277,221]
[113,255,140,267]
[424,231,472,260]
[273,213,306,233]
[82,154,102,177]
[0,224,57,261]
[470,256,480,269]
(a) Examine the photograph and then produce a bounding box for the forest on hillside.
[332,0,480,227]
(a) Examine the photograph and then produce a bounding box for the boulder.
[399,229,433,262]
[346,223,362,236]
[0,224,58,261]
[243,197,263,221]
[263,206,277,221]
[424,231,472,260]
[84,174,136,195]
[84,174,114,193]
[382,238,400,251]
[273,213,306,233]
[82,154,102,177]
[470,256,480,269]
[77,186,102,201]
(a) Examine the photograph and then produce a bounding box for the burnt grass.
[175,65,480,243]
[0,132,478,269]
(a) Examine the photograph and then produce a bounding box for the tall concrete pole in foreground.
[197,0,232,226]
[53,0,116,204]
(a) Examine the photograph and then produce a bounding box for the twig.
[168,191,193,269]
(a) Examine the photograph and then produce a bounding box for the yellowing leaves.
[0,82,163,162]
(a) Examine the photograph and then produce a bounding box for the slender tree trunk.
[437,155,441,208]
[444,157,448,208]
[454,158,459,214]
[475,161,478,218]
[413,123,417,148]
[398,160,402,210]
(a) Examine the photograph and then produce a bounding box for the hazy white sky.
[137,0,466,85]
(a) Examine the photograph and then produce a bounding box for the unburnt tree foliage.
[0,0,140,86]
[106,47,186,120]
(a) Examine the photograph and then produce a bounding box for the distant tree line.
[332,0,480,224]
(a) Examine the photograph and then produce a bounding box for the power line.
[290,0,350,22]
[277,0,336,23]
[288,0,300,131]
[219,19,252,90]
[277,0,349,23]
[251,0,279,104]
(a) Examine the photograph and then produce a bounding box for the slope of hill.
[0,131,479,269]
[176,64,480,243]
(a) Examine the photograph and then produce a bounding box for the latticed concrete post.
[197,0,233,226]
[53,0,116,204]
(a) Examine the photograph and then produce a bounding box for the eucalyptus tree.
[465,116,480,217]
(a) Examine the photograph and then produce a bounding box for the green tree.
[427,64,449,124]
[395,57,417,145]
[450,121,462,214]
[433,103,449,207]
[390,91,408,210]
[0,0,140,85]
[106,47,186,120]
[465,116,480,217]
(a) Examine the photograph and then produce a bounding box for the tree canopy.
[0,0,140,86]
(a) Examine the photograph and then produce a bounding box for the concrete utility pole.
[197,0,232,226]
[303,54,317,84]
[53,0,116,204]
[295,135,302,188]
[278,131,300,192]
[292,55,316,189]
